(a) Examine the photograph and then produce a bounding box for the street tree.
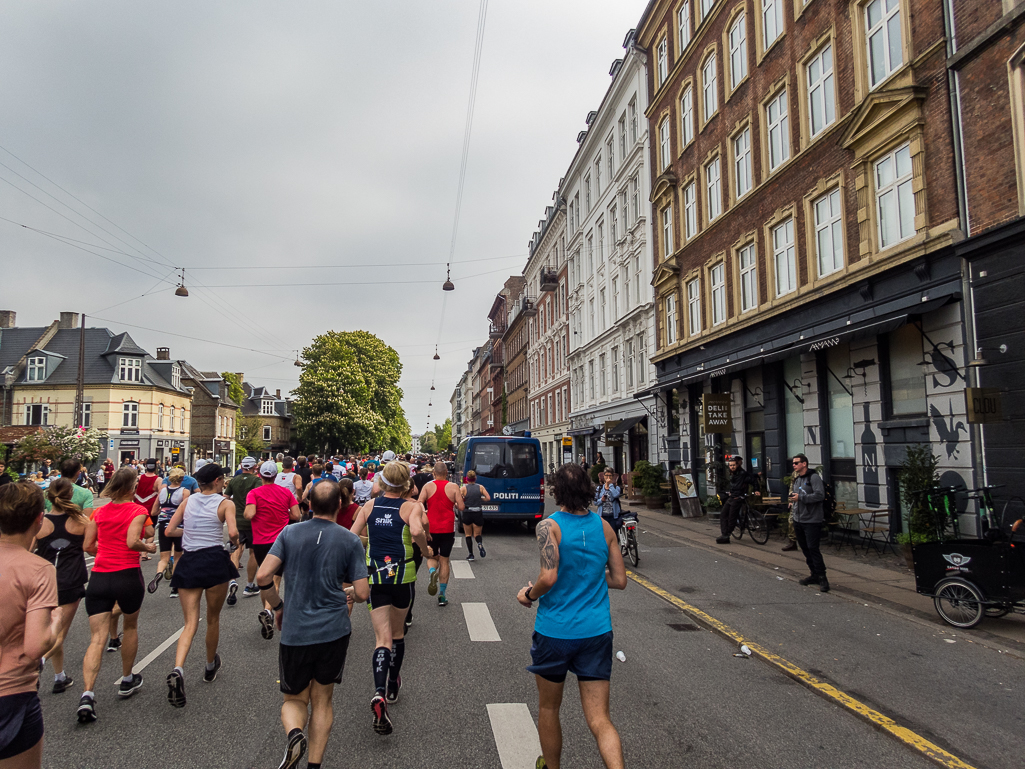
[433,418,452,452]
[235,413,268,458]
[420,432,439,454]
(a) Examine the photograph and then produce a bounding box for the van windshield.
[471,442,539,479]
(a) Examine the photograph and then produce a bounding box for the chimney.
[156,347,170,360]
[58,312,80,330]
[0,311,15,329]
[275,389,281,398]
[235,372,244,384]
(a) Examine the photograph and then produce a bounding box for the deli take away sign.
[702,393,733,434]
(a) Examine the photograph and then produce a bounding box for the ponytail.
[47,478,89,525]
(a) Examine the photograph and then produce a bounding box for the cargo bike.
[911,485,1025,629]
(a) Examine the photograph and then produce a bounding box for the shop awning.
[606,415,646,436]
[566,425,604,437]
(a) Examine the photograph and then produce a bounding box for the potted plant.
[632,460,666,509]
[896,444,941,568]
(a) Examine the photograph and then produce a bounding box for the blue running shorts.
[527,630,614,683]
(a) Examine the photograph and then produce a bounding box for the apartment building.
[500,276,530,435]
[179,361,239,468]
[565,30,658,473]
[240,381,293,457]
[450,370,470,448]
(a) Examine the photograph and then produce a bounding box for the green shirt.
[224,473,262,528]
[44,482,94,513]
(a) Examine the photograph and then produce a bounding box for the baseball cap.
[382,450,397,462]
[194,463,225,485]
[240,456,258,469]
[145,459,157,471]
[259,460,279,478]
[195,459,210,471]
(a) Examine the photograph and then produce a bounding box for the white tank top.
[275,472,296,490]
[182,493,225,552]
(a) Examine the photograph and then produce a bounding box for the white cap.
[259,460,279,478]
[382,450,397,462]
[195,459,210,470]
[240,456,257,469]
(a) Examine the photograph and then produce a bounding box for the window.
[169,406,175,430]
[599,288,607,331]
[687,279,702,335]
[729,13,747,90]
[739,243,758,312]
[599,353,607,395]
[678,2,691,52]
[762,0,783,50]
[767,89,789,172]
[589,360,596,398]
[123,401,139,428]
[27,357,45,381]
[261,399,275,416]
[657,38,668,85]
[607,137,614,176]
[612,277,619,319]
[158,404,164,429]
[702,54,718,120]
[637,333,647,383]
[25,404,48,426]
[80,402,91,428]
[619,115,627,156]
[876,143,915,248]
[681,87,694,146]
[662,205,675,257]
[180,408,186,432]
[807,44,835,137]
[595,157,602,195]
[573,193,580,229]
[888,324,927,415]
[706,157,722,221]
[263,425,272,442]
[472,443,539,479]
[772,217,797,296]
[626,339,635,387]
[710,263,726,325]
[624,269,631,313]
[612,347,620,392]
[665,293,679,344]
[700,0,715,20]
[597,222,605,260]
[118,357,142,383]
[659,117,671,170]
[814,188,844,276]
[629,99,638,143]
[684,182,697,238]
[630,175,639,221]
[171,364,181,390]
[734,128,752,198]
[585,175,592,211]
[866,0,902,89]
[610,205,618,243]
[587,234,594,273]
[589,298,595,336]
[634,256,642,305]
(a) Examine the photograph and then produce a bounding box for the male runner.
[417,462,464,606]
[224,457,262,601]
[257,482,369,769]
[275,457,304,498]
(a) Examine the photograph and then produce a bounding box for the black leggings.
[408,544,424,622]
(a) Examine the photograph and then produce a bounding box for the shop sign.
[215,440,231,452]
[965,388,1002,424]
[603,421,623,446]
[702,393,732,434]
[120,429,139,435]
[170,447,181,460]
[119,439,140,447]
[562,437,573,447]
[808,336,842,352]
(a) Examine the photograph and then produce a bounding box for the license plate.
[481,505,499,512]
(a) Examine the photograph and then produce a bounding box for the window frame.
[679,83,695,149]
[118,357,142,383]
[726,9,748,96]
[709,261,727,326]
[122,401,139,428]
[874,141,916,250]
[705,154,723,223]
[759,0,785,57]
[677,1,692,54]
[764,86,791,174]
[700,49,719,126]
[737,240,759,313]
[770,216,797,297]
[657,36,669,87]
[865,0,903,90]
[812,185,845,278]
[683,180,698,240]
[732,123,753,201]
[662,204,675,258]
[687,277,703,336]
[659,116,672,170]
[26,356,45,382]
[665,292,679,345]
[806,41,836,140]
[80,402,91,428]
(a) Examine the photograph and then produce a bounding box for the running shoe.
[371,695,393,735]
[203,653,221,683]
[118,673,144,699]
[278,728,307,769]
[147,572,164,594]
[427,568,439,596]
[166,670,186,708]
[386,675,401,704]
[438,594,449,607]
[259,609,275,640]
[478,543,486,558]
[536,758,548,769]
[76,694,97,723]
[226,581,238,606]
[242,584,260,598]
[466,553,475,562]
[52,675,74,694]
[169,587,179,598]
[105,634,122,652]
[164,558,174,580]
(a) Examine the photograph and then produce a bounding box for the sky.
[0,0,649,438]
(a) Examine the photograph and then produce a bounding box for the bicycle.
[617,513,639,567]
[727,495,770,545]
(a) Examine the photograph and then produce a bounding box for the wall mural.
[921,338,963,389]
[930,400,967,460]
[806,426,817,445]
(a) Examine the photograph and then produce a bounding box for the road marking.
[627,571,979,769]
[453,534,462,549]
[112,621,194,685]
[487,703,543,769]
[450,559,475,579]
[462,602,501,642]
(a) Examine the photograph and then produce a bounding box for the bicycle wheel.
[984,605,1010,618]
[747,510,770,545]
[933,578,985,629]
[627,530,639,566]
[618,527,629,556]
[731,511,745,540]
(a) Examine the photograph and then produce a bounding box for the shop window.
[783,357,805,460]
[826,346,855,459]
[888,324,927,415]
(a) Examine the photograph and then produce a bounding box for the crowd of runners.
[1,451,626,769]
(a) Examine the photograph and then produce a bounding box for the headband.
[378,474,402,488]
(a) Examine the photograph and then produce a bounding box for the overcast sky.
[0,0,648,436]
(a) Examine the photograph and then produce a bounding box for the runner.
[147,467,190,597]
[275,457,303,499]
[417,462,464,606]
[77,467,155,723]
[245,461,301,640]
[134,460,162,563]
[43,460,94,517]
[257,480,369,769]
[164,463,239,708]
[224,457,262,601]
[460,470,491,561]
[353,468,373,505]
[336,478,359,530]
[34,479,90,694]
[516,463,627,769]
[350,461,431,735]
[0,481,62,768]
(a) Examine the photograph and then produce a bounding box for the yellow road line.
[627,570,978,769]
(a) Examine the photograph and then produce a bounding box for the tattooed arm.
[517,518,561,607]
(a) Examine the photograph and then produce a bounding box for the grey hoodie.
[792,470,825,524]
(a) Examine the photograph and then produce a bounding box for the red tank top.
[426,480,455,534]
[134,474,159,509]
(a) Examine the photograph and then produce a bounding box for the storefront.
[566,398,657,474]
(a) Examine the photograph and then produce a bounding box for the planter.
[643,495,665,509]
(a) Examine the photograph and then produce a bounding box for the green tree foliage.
[433,418,452,452]
[220,372,246,406]
[11,426,104,467]
[420,432,439,454]
[292,330,409,454]
[235,414,268,458]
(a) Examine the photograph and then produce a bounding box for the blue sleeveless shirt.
[535,511,612,639]
[365,495,415,585]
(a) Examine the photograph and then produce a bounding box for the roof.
[241,381,290,418]
[103,332,150,357]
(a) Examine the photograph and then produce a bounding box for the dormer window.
[119,357,142,383]
[261,399,275,416]
[27,357,45,382]
[171,365,181,390]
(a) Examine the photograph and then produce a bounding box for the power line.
[183,252,528,270]
[191,264,518,288]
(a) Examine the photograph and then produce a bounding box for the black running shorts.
[428,532,455,558]
[0,692,43,760]
[279,634,351,695]
[368,583,413,611]
[85,567,145,616]
[252,542,274,565]
[157,519,184,553]
[461,507,485,528]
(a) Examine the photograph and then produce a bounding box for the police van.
[454,435,544,527]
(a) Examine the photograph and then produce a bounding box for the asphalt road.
[34,501,1023,768]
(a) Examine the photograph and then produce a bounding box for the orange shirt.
[0,543,58,696]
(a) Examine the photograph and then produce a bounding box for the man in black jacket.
[716,456,759,544]
[789,453,829,592]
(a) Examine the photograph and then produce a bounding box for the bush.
[631,460,664,496]
[898,444,941,541]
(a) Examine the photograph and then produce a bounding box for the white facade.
[450,370,470,448]
[565,33,657,472]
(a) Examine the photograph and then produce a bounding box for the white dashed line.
[462,602,501,642]
[112,622,194,685]
[487,703,543,769]
[450,559,475,579]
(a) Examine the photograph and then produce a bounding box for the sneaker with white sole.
[371,695,393,735]
[203,653,221,683]
[386,675,401,704]
[278,728,307,769]
[242,584,260,598]
[166,670,186,708]
[259,609,275,640]
[226,581,238,606]
[147,572,164,594]
[76,694,97,723]
[427,568,439,596]
[118,673,143,699]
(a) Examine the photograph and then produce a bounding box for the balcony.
[521,297,537,317]
[488,319,506,339]
[540,270,558,292]
[488,347,505,368]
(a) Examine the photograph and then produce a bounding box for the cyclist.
[715,456,759,545]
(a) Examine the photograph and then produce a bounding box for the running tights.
[373,646,391,695]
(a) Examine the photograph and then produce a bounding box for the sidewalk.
[626,505,1025,649]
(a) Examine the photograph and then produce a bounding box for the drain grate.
[667,623,700,632]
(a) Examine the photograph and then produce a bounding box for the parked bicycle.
[727,496,770,545]
[618,513,639,566]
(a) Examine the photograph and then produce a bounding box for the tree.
[291,330,410,454]
[433,418,452,452]
[420,432,439,454]
[11,426,104,468]
[235,414,268,458]
[221,371,246,406]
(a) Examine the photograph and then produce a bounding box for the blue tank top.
[365,495,415,585]
[534,510,612,639]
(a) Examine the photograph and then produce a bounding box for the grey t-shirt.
[269,517,368,646]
